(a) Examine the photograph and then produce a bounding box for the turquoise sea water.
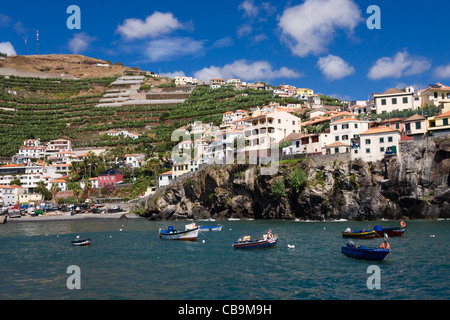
[0,218,448,300]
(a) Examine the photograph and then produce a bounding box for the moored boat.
[233,230,278,249]
[71,238,91,246]
[342,228,376,239]
[341,241,390,261]
[199,225,223,232]
[373,222,406,237]
[159,223,199,241]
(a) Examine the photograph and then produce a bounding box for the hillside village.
[1,54,450,211]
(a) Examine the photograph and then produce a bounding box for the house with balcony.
[421,83,450,112]
[326,117,371,155]
[124,154,146,168]
[243,111,301,159]
[281,132,333,156]
[354,127,401,162]
[403,114,428,139]
[427,110,450,136]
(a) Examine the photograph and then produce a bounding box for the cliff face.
[143,138,450,221]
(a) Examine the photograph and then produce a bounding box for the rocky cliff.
[142,137,450,221]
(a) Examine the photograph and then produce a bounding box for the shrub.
[289,168,308,194]
[271,177,287,198]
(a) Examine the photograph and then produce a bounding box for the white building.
[124,154,146,168]
[282,132,333,156]
[0,185,24,206]
[329,117,370,146]
[243,111,302,154]
[354,127,401,162]
[158,170,173,188]
[373,87,416,114]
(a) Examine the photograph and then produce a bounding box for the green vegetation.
[271,177,287,198]
[289,168,308,194]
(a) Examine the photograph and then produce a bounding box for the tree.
[50,184,61,204]
[271,177,287,198]
[68,182,82,203]
[9,177,21,186]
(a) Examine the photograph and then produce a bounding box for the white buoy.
[287,244,295,249]
[119,229,122,232]
[202,240,205,243]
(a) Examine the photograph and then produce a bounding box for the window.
[444,118,449,126]
[365,139,371,145]
[366,148,371,154]
[395,123,400,130]
[415,122,421,130]
[403,97,408,104]
[380,147,385,152]
[379,137,384,143]
[292,121,295,125]
[354,149,358,154]
[342,135,349,140]
[335,136,340,142]
[278,119,281,124]
[388,136,393,142]
[335,148,339,153]
[342,124,349,129]
[296,141,300,148]
[333,125,337,131]
[354,124,358,129]
[381,99,386,105]
[392,98,397,105]
[434,92,438,99]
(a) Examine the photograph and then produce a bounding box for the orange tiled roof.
[435,110,450,118]
[360,127,400,135]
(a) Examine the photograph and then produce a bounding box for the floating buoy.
[430,235,436,238]
[287,244,295,249]
[119,229,122,232]
[202,240,205,243]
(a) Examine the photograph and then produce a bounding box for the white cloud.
[367,51,431,80]
[238,0,260,18]
[317,54,355,80]
[116,12,186,40]
[143,37,205,62]
[68,32,95,54]
[0,42,16,56]
[193,60,301,82]
[212,36,234,48]
[160,71,186,78]
[278,0,363,57]
[434,64,450,79]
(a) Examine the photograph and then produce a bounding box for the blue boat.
[233,230,278,249]
[341,242,390,261]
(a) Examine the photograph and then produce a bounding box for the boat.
[373,222,406,237]
[71,238,91,246]
[159,223,199,241]
[342,228,376,239]
[199,225,223,232]
[341,241,390,261]
[233,230,278,249]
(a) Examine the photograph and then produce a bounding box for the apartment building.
[243,111,301,154]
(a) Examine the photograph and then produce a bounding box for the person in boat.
[380,240,390,250]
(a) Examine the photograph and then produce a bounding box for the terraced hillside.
[0,74,277,157]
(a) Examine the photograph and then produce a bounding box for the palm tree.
[36,180,48,201]
[50,184,61,204]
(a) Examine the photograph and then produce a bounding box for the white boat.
[199,225,223,232]
[159,223,199,241]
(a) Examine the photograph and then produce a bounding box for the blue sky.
[1,0,450,101]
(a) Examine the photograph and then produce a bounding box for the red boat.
[374,222,406,237]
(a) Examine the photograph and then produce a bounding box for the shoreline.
[5,211,143,223]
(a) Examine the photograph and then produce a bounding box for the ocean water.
[0,218,448,300]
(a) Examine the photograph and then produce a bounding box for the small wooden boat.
[341,242,390,261]
[159,223,199,241]
[373,224,406,237]
[71,238,91,246]
[342,228,376,239]
[233,230,278,249]
[199,225,223,232]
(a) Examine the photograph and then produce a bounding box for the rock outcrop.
[142,137,450,221]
